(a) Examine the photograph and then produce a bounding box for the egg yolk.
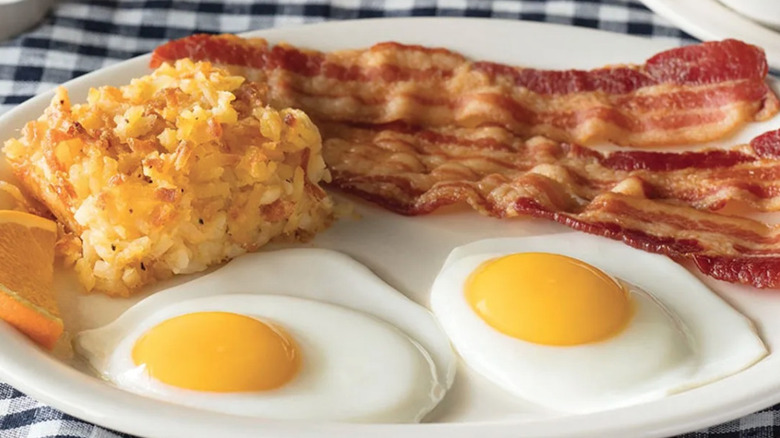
[132,312,299,392]
[466,253,632,346]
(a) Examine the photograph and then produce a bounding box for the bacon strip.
[322,124,780,288]
[332,140,780,288]
[323,123,780,213]
[332,134,780,287]
[151,34,779,147]
[515,194,780,289]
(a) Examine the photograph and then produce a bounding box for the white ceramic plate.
[0,0,54,42]
[639,0,780,70]
[1,17,780,438]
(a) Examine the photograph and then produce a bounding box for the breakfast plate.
[639,0,780,70]
[2,17,780,438]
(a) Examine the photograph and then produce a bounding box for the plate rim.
[1,16,779,438]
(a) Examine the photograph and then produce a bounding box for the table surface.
[1,1,778,437]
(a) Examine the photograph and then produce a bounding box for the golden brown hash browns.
[4,59,333,296]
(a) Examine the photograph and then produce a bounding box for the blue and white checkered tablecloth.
[1,1,779,437]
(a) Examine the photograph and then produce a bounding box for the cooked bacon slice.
[515,193,780,289]
[151,34,779,147]
[321,124,780,288]
[322,123,780,213]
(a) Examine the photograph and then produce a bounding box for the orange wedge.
[0,210,61,349]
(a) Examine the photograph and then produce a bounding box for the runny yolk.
[132,311,299,392]
[465,253,632,346]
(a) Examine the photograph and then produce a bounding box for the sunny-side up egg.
[430,232,768,414]
[75,249,456,423]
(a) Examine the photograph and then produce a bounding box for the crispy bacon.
[151,34,779,147]
[323,123,780,213]
[515,194,780,289]
[328,130,780,287]
[328,134,780,288]
[323,124,780,288]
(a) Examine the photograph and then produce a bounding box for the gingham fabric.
[0,1,778,437]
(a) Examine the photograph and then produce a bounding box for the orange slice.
[0,210,61,349]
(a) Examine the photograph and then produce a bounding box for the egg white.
[75,249,456,423]
[430,233,768,414]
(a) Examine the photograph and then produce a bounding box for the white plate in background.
[718,0,780,30]
[0,0,54,41]
[1,17,780,438]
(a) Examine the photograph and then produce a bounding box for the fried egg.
[430,233,768,414]
[76,249,456,423]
